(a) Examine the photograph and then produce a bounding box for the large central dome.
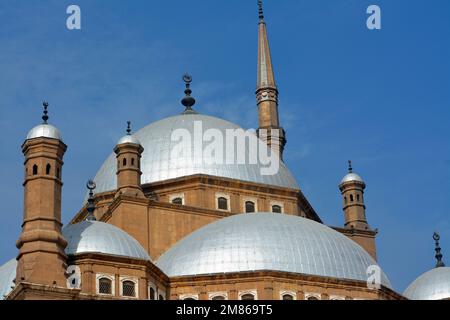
[93,113,299,194]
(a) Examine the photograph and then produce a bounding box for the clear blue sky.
[0,0,449,293]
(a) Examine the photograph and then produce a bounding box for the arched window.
[122,280,136,297]
[245,201,255,213]
[32,164,38,175]
[282,294,294,300]
[98,277,112,295]
[209,292,228,300]
[350,194,354,202]
[356,194,360,202]
[149,287,155,300]
[56,167,61,179]
[172,197,183,205]
[272,205,282,213]
[307,296,319,300]
[45,163,51,175]
[344,196,347,204]
[159,294,165,300]
[218,197,228,210]
[131,158,135,166]
[123,158,127,166]
[241,294,255,300]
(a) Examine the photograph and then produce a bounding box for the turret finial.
[86,180,97,221]
[181,74,197,114]
[348,160,353,173]
[42,101,49,124]
[126,121,132,135]
[433,232,445,268]
[258,0,264,22]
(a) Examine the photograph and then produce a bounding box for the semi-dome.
[92,113,299,195]
[340,172,364,184]
[26,124,62,141]
[63,221,150,261]
[0,259,17,300]
[403,267,450,300]
[156,213,391,287]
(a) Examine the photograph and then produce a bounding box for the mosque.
[0,2,449,300]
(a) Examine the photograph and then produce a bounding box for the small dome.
[117,134,141,145]
[0,259,17,300]
[156,213,391,287]
[0,223,150,298]
[340,172,364,184]
[26,124,62,141]
[403,267,450,300]
[63,221,150,261]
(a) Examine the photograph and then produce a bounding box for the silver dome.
[117,134,141,145]
[92,114,299,194]
[26,124,62,141]
[156,213,391,287]
[403,267,450,300]
[0,223,149,298]
[63,221,151,261]
[340,172,364,184]
[0,259,17,300]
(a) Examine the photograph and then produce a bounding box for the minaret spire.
[256,0,286,159]
[256,0,277,96]
[433,232,445,268]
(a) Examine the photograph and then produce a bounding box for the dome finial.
[433,232,445,268]
[42,101,49,124]
[126,121,132,135]
[258,0,264,22]
[86,180,97,221]
[348,160,353,173]
[181,74,197,114]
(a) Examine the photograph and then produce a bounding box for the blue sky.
[0,0,449,292]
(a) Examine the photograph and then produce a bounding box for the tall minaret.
[256,0,286,159]
[16,102,68,288]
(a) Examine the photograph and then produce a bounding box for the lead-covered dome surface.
[0,259,17,300]
[117,134,141,145]
[26,124,62,141]
[0,222,150,299]
[92,114,299,194]
[156,213,391,287]
[63,221,150,261]
[403,267,450,300]
[340,173,364,184]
